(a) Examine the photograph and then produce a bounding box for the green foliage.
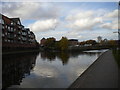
[113,49,120,67]
[42,37,69,51]
[58,52,69,65]
[59,37,69,51]
[107,40,117,46]
[44,38,56,50]
[55,41,60,50]
[79,40,97,45]
[100,40,117,46]
[86,40,97,45]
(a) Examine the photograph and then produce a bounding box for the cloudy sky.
[1,1,119,42]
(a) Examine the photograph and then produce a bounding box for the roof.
[25,28,30,31]
[68,39,78,41]
[10,18,21,25]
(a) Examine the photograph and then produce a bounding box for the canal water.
[2,49,108,89]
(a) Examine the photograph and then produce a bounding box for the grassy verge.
[112,48,120,67]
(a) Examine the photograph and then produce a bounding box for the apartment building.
[0,14,38,50]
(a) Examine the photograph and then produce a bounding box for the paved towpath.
[69,50,118,88]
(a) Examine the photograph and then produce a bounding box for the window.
[11,22,13,25]
[6,25,7,29]
[0,19,1,24]
[2,26,4,29]
[5,39,7,42]
[14,23,16,25]
[2,33,5,37]
[8,26,10,30]
[11,40,13,43]
[14,34,16,37]
[5,32,7,35]
[8,39,10,42]
[8,33,10,35]
[11,28,13,31]
[18,21,21,25]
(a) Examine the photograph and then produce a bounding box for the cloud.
[2,2,60,20]
[104,9,118,19]
[100,9,118,30]
[65,11,103,31]
[29,19,59,32]
[100,20,118,30]
[1,2,118,41]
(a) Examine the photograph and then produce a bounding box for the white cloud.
[66,11,94,21]
[104,9,118,19]
[100,20,118,30]
[1,2,118,41]
[65,9,119,32]
[29,19,59,32]
[2,2,60,20]
[66,11,103,31]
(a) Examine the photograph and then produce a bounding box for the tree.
[79,40,97,46]
[79,41,85,46]
[59,37,68,51]
[44,37,56,50]
[107,40,117,46]
[86,40,97,45]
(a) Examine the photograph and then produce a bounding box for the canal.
[2,49,108,89]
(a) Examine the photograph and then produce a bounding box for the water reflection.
[41,51,70,65]
[40,51,101,65]
[2,52,39,89]
[2,50,105,89]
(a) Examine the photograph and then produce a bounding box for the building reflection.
[2,52,39,89]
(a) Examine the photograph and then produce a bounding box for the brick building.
[0,14,38,51]
[68,39,79,46]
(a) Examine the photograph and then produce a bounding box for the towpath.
[69,50,118,88]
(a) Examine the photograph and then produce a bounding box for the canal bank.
[2,49,40,55]
[69,50,118,88]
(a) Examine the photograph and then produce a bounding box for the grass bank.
[112,48,120,67]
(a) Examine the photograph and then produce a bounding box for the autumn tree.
[44,37,56,50]
[107,40,117,46]
[86,40,97,45]
[59,37,69,51]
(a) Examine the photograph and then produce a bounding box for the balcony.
[18,31,21,35]
[11,23,14,26]
[18,26,22,29]
[28,35,31,37]
[18,37,21,40]
[2,25,5,30]
[7,35,14,39]
[2,33,5,37]
[22,32,27,36]
[8,29,14,33]
[21,37,27,41]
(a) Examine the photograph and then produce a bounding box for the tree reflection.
[40,51,101,65]
[57,52,70,65]
[41,51,56,61]
[40,51,70,65]
[2,52,39,89]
